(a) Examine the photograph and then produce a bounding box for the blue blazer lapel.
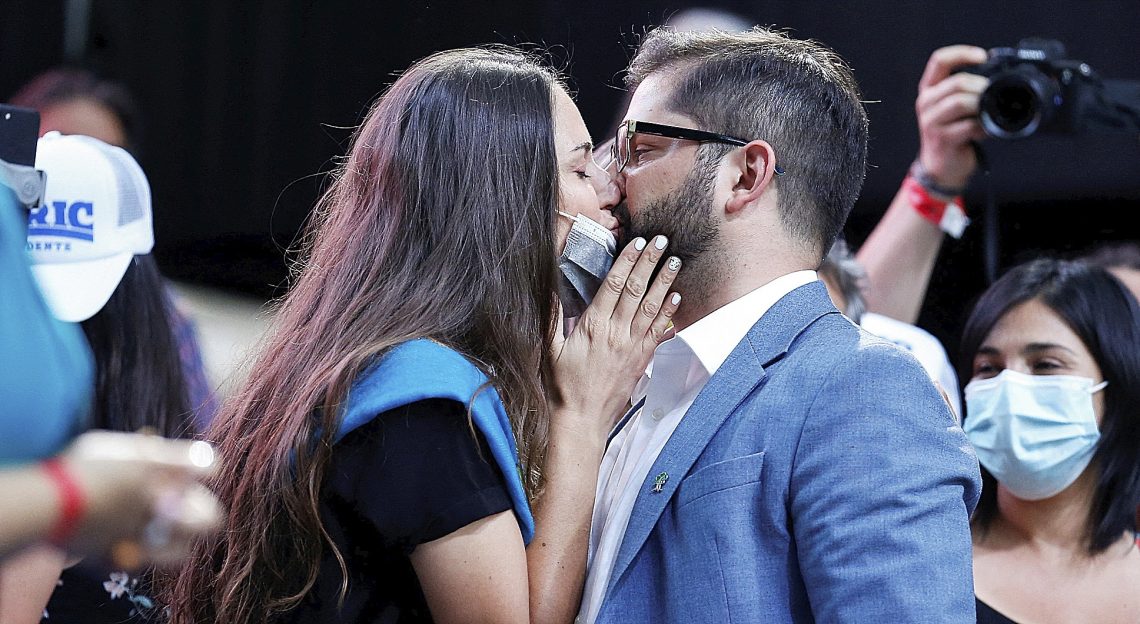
[602,281,839,599]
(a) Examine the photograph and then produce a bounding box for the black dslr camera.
[965,38,1140,139]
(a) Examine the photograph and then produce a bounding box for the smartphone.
[0,103,41,166]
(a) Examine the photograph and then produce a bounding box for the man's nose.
[592,171,622,214]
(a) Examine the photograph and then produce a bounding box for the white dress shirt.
[576,270,818,624]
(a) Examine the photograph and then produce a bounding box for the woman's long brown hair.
[164,47,563,623]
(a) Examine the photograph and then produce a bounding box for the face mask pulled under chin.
[556,211,617,318]
[963,369,1107,501]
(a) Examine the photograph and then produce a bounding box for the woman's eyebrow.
[571,141,593,155]
[1022,342,1078,356]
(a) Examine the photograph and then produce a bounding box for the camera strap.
[971,143,1001,286]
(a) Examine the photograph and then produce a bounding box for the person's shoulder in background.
[859,311,962,417]
[0,169,93,462]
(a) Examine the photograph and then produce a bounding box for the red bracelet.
[41,458,86,546]
[902,175,969,239]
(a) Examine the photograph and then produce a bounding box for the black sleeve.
[326,398,513,549]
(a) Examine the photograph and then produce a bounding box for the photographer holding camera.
[857,45,1140,624]
[858,41,1140,326]
[857,45,990,325]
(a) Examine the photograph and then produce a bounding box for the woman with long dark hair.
[166,46,681,623]
[79,256,195,437]
[960,258,1140,623]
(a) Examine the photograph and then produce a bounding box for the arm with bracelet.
[0,461,80,623]
[0,431,221,564]
[857,45,989,324]
[0,461,85,559]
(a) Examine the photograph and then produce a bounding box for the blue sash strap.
[335,339,535,544]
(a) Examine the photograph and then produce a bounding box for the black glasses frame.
[611,120,785,176]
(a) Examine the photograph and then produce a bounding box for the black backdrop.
[4,0,1138,364]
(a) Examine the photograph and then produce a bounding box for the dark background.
[4,0,1138,363]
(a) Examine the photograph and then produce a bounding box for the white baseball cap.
[26,132,154,322]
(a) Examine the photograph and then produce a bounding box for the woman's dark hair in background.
[80,255,193,439]
[9,67,141,151]
[958,258,1140,555]
[1083,240,1140,272]
[165,46,563,623]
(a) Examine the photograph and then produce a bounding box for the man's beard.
[613,156,720,273]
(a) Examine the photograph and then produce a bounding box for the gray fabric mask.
[556,210,617,317]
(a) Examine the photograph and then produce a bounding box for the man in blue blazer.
[577,27,982,623]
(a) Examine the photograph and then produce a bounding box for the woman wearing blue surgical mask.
[959,258,1140,624]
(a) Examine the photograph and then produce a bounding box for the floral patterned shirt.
[42,565,160,623]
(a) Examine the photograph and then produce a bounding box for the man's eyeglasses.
[609,120,786,176]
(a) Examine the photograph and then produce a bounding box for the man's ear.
[725,140,780,215]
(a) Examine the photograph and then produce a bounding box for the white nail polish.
[634,238,647,251]
[671,293,682,305]
[654,236,667,250]
[668,257,681,271]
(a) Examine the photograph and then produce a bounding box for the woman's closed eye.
[1029,357,1066,374]
[972,361,1001,378]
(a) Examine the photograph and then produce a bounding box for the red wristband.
[903,175,969,239]
[41,458,86,546]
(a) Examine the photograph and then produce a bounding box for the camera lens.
[979,67,1060,139]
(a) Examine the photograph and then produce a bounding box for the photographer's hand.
[916,45,990,189]
[857,45,989,324]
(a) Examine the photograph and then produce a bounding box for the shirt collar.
[674,270,818,377]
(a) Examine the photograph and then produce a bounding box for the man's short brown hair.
[627,27,869,259]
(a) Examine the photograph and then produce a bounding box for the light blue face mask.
[964,369,1108,501]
